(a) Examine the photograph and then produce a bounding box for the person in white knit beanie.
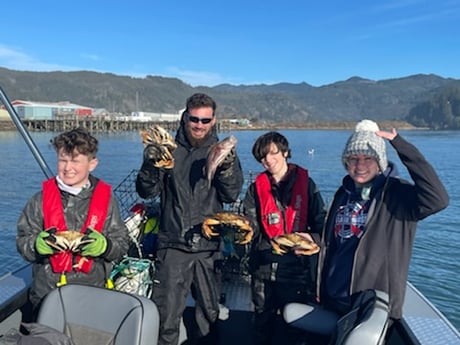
[283,120,449,345]
[342,119,388,173]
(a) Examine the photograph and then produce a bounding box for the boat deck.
[2,265,460,345]
[402,282,460,344]
[181,274,287,345]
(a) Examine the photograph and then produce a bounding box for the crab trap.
[113,169,159,246]
[113,169,158,220]
[109,257,155,298]
[112,170,158,290]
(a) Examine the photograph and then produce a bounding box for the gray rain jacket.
[318,134,449,320]
[16,175,129,308]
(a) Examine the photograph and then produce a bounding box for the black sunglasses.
[187,113,213,124]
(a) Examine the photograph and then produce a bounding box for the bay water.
[1,129,459,330]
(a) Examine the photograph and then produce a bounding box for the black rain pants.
[152,248,221,345]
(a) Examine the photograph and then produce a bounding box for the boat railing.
[0,264,32,323]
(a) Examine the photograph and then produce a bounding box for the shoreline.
[0,119,429,132]
[233,120,423,131]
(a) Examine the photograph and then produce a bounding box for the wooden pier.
[21,118,180,133]
[2,117,231,133]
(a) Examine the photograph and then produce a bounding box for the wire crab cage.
[113,170,143,220]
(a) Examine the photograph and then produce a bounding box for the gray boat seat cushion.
[283,303,339,335]
[338,290,389,345]
[36,283,159,345]
[283,290,389,345]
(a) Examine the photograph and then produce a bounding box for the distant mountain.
[1,67,459,128]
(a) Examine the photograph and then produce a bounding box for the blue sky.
[1,0,459,87]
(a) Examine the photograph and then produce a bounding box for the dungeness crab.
[271,233,320,256]
[45,230,94,253]
[140,125,178,169]
[202,212,253,245]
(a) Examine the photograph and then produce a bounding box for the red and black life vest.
[255,165,309,238]
[42,177,111,273]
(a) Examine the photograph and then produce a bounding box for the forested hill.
[1,67,460,129]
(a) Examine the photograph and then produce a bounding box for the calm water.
[1,129,459,330]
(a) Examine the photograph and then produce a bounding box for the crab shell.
[143,143,175,169]
[202,212,253,245]
[45,231,94,253]
[140,125,177,151]
[271,233,320,256]
[140,125,177,169]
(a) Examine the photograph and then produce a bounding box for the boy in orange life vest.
[242,131,327,345]
[17,128,129,319]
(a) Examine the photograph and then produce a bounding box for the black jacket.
[136,124,244,252]
[318,134,449,319]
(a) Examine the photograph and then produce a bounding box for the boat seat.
[36,283,159,345]
[283,290,390,345]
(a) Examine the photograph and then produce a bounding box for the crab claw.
[44,228,69,252]
[202,224,220,239]
[73,257,90,269]
[235,228,253,245]
[271,240,288,255]
[73,235,95,252]
[72,229,96,252]
[271,233,320,256]
[294,246,320,256]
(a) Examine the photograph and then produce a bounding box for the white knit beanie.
[342,119,388,172]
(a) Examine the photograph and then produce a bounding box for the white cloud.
[80,53,101,61]
[0,44,68,71]
[0,44,265,86]
[165,66,238,87]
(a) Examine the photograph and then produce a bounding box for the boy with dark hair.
[243,131,327,345]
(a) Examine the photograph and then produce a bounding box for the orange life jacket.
[255,165,309,238]
[42,177,111,273]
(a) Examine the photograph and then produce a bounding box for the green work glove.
[81,229,108,257]
[35,229,57,256]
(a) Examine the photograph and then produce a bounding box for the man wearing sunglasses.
[136,93,244,345]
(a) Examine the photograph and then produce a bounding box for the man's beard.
[186,127,211,147]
